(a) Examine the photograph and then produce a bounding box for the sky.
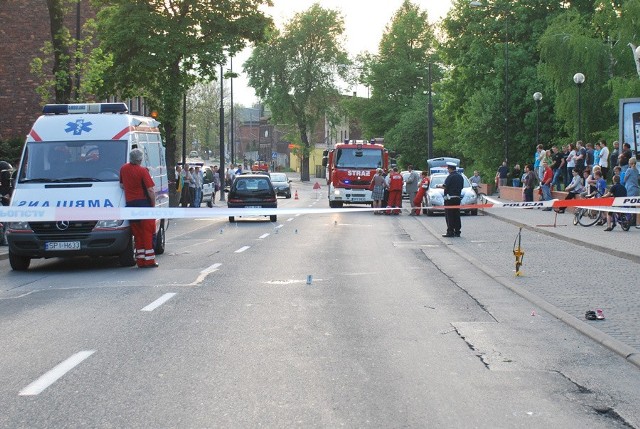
[231,0,453,106]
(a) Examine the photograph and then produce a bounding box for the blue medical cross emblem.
[65,119,93,135]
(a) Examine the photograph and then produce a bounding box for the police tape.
[1,196,640,222]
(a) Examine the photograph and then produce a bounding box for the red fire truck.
[322,139,389,208]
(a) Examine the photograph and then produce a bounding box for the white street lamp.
[573,73,585,141]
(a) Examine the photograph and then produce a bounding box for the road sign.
[272,151,277,159]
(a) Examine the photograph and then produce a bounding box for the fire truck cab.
[322,139,388,208]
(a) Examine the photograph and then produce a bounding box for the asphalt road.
[1,179,639,428]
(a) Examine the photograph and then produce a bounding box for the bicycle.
[572,191,605,227]
[574,206,605,227]
[610,210,633,232]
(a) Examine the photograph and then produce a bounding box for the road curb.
[417,216,640,370]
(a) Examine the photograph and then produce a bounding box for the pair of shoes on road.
[604,226,615,232]
[596,220,606,226]
[585,309,605,320]
[442,233,461,238]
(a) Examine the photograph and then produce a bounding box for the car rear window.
[234,177,271,192]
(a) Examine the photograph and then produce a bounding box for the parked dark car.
[227,174,277,222]
[269,172,292,198]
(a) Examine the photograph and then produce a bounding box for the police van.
[6,103,169,270]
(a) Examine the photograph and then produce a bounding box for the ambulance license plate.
[244,206,261,208]
[45,241,81,251]
[352,195,365,201]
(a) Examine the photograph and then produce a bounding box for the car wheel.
[118,235,136,267]
[286,193,291,199]
[9,251,30,271]
[471,209,478,216]
[207,195,213,208]
[229,216,235,223]
[154,222,166,255]
[270,215,277,222]
[425,209,432,217]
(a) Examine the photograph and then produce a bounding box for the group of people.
[513,139,639,231]
[369,163,465,237]
[370,164,428,216]
[176,164,222,207]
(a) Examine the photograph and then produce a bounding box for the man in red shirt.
[540,160,554,211]
[120,148,158,268]
[386,167,404,215]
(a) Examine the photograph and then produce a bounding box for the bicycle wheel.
[576,208,601,227]
[620,213,631,231]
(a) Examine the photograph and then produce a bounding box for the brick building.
[0,0,93,141]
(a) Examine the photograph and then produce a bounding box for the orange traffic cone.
[294,190,299,200]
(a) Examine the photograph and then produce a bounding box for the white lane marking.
[287,218,294,222]
[295,214,302,217]
[274,224,283,229]
[235,246,250,253]
[19,350,95,396]
[189,263,222,286]
[258,233,270,239]
[141,293,177,312]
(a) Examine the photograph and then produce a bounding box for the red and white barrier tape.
[1,196,639,222]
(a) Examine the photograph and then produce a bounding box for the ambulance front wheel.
[154,223,166,255]
[9,252,31,271]
[119,236,136,267]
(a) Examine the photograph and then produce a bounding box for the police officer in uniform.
[443,162,463,237]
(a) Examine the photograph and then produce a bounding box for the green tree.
[438,0,564,172]
[31,0,110,103]
[244,3,350,181]
[91,0,271,203]
[359,0,436,146]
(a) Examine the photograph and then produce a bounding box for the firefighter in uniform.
[443,162,463,237]
[386,167,404,215]
[412,170,430,215]
[120,148,158,268]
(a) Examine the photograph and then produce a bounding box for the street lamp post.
[230,56,235,165]
[219,64,226,202]
[470,0,510,163]
[427,62,434,160]
[533,92,542,146]
[573,73,585,141]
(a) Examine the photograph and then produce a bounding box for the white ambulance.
[6,103,169,270]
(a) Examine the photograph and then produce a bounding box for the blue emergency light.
[43,103,129,115]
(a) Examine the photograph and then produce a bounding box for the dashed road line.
[235,246,250,253]
[141,293,177,312]
[258,233,270,239]
[287,218,294,222]
[19,350,95,396]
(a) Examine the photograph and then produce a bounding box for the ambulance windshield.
[18,140,128,183]
[335,148,383,169]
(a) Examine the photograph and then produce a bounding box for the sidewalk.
[481,195,640,264]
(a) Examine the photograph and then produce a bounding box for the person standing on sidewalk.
[443,162,463,237]
[404,164,419,213]
[412,170,431,215]
[120,149,158,268]
[540,161,554,210]
[598,139,610,180]
[523,164,535,202]
[495,161,509,190]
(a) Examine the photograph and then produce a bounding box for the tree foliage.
[244,3,350,181]
[31,0,110,104]
[91,0,271,201]
[357,0,438,161]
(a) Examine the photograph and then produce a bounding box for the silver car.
[424,173,478,216]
